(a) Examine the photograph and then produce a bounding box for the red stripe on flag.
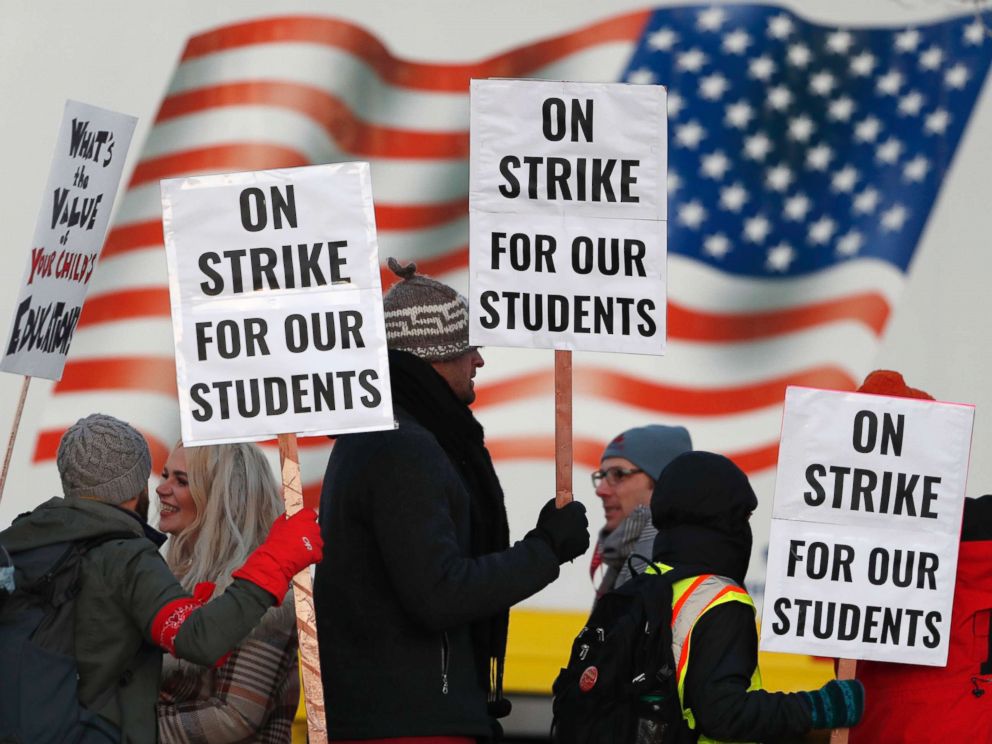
[180,13,651,92]
[68,278,886,351]
[102,198,466,262]
[52,358,177,396]
[157,82,468,159]
[34,427,172,472]
[78,289,171,327]
[669,293,890,340]
[376,200,468,230]
[379,247,891,339]
[485,435,779,475]
[130,144,309,188]
[102,221,164,259]
[380,249,471,290]
[474,366,856,416]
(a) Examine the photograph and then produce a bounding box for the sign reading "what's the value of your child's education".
[161,163,393,446]
[468,79,668,356]
[1,100,136,381]
[761,386,974,667]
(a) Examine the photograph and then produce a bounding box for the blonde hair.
[165,442,283,595]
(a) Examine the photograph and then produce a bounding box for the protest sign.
[469,79,667,355]
[161,162,394,446]
[1,100,136,380]
[760,386,974,666]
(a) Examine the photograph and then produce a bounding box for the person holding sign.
[0,414,322,744]
[847,371,992,743]
[589,424,692,598]
[156,442,299,743]
[649,451,864,742]
[314,259,590,742]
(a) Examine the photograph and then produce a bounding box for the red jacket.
[850,540,992,743]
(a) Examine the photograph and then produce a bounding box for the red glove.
[151,581,216,656]
[231,508,323,605]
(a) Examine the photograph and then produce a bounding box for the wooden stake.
[0,375,31,508]
[277,432,327,744]
[829,658,858,744]
[555,350,573,508]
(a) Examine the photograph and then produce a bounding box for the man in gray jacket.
[590,424,692,597]
[0,413,321,743]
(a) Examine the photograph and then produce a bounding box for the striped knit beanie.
[57,413,152,505]
[382,258,471,362]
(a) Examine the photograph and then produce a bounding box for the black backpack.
[551,561,686,744]
[0,533,135,744]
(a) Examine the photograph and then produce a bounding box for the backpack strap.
[626,552,654,578]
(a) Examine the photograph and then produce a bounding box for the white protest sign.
[469,79,667,355]
[760,386,974,666]
[161,163,394,445]
[1,100,136,380]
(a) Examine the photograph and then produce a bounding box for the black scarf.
[388,350,511,707]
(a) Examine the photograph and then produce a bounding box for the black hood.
[962,494,992,542]
[651,451,757,585]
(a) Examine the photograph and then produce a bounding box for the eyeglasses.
[591,466,644,488]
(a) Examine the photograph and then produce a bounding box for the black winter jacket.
[651,452,814,743]
[314,406,560,740]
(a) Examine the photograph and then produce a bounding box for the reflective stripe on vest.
[647,563,762,744]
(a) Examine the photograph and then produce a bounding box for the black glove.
[802,679,864,729]
[529,498,590,564]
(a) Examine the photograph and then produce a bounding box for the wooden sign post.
[829,658,858,744]
[554,350,573,508]
[0,377,31,508]
[278,433,327,743]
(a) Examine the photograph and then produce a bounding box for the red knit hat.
[856,370,934,400]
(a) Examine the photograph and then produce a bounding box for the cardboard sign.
[469,79,667,355]
[1,100,136,380]
[760,386,974,666]
[161,163,394,445]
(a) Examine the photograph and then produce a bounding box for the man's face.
[431,348,485,404]
[594,456,655,533]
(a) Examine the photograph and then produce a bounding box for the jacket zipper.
[441,632,450,695]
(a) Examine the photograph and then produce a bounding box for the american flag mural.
[20,5,992,606]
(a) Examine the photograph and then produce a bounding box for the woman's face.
[156,446,197,535]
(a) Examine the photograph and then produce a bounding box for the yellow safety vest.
[647,564,762,744]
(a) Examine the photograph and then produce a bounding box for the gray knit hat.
[382,257,471,362]
[57,413,152,505]
[601,425,692,481]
